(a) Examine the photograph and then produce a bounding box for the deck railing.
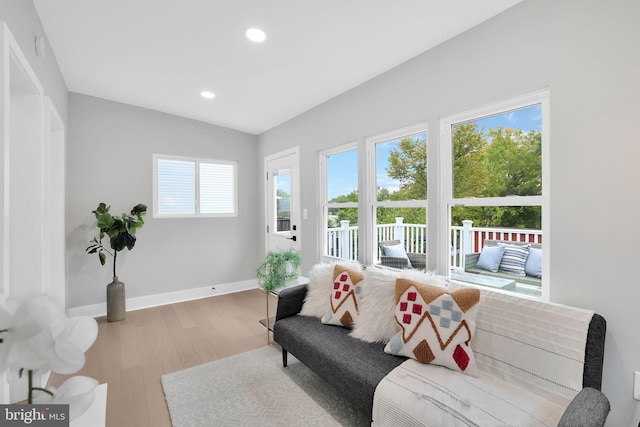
[326,218,542,268]
[450,220,542,269]
[327,221,359,260]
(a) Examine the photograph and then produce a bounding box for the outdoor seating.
[464,239,542,287]
[378,240,426,270]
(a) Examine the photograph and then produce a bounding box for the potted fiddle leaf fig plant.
[86,202,147,321]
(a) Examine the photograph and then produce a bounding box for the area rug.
[161,345,370,427]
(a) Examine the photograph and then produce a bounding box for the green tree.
[276,189,290,218]
[450,125,542,229]
[386,137,427,200]
[376,207,426,227]
[452,123,489,198]
[329,124,542,231]
[450,123,489,227]
[485,128,541,197]
[328,190,358,226]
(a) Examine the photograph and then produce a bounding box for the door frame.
[264,146,301,256]
[42,96,66,310]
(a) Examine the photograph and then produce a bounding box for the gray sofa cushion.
[274,315,406,414]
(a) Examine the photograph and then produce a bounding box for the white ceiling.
[33,0,522,135]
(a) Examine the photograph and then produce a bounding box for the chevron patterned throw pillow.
[384,278,481,376]
[321,265,365,328]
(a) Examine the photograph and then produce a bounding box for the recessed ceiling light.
[246,28,266,43]
[200,91,215,99]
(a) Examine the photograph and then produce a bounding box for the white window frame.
[439,89,550,298]
[366,122,428,265]
[153,154,238,218]
[319,142,358,261]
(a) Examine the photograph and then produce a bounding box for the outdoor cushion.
[381,243,412,268]
[498,243,530,276]
[475,245,505,272]
[525,247,543,278]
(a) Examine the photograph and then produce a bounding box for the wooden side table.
[259,276,308,343]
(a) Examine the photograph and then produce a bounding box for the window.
[320,143,358,260]
[367,123,427,267]
[274,170,292,232]
[153,154,238,217]
[441,90,549,297]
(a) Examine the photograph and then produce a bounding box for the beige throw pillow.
[300,261,363,318]
[350,267,449,343]
[321,265,365,328]
[384,279,481,376]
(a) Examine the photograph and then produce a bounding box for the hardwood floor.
[50,289,274,427]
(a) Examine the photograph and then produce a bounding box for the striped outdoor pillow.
[498,244,530,276]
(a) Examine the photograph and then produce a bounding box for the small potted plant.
[86,202,147,321]
[256,249,302,293]
[256,249,302,339]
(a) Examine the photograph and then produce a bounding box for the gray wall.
[0,0,68,122]
[258,0,640,425]
[5,0,640,423]
[66,94,260,308]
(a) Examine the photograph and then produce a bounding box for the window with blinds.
[153,154,238,217]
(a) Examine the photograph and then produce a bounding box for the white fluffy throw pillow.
[300,260,363,318]
[350,267,450,343]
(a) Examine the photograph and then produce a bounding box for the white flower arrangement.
[0,296,99,420]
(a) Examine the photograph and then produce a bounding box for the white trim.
[366,123,428,213]
[441,89,549,128]
[67,278,259,318]
[318,141,358,260]
[366,122,429,145]
[366,122,428,265]
[153,153,238,218]
[1,23,10,304]
[42,97,66,309]
[450,195,545,207]
[1,20,46,404]
[263,146,301,255]
[439,88,550,299]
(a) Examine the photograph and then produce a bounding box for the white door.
[265,148,301,254]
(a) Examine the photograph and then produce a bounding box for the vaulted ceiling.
[34,0,522,134]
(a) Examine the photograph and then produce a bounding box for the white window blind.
[200,162,234,214]
[154,155,238,217]
[157,159,196,215]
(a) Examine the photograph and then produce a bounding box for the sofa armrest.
[557,387,610,427]
[584,314,606,390]
[275,284,308,321]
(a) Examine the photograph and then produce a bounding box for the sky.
[472,104,541,134]
[323,104,541,200]
[275,171,291,195]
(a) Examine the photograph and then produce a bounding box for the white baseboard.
[67,279,259,318]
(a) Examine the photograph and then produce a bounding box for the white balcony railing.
[326,218,542,268]
[327,220,359,260]
[451,220,542,269]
